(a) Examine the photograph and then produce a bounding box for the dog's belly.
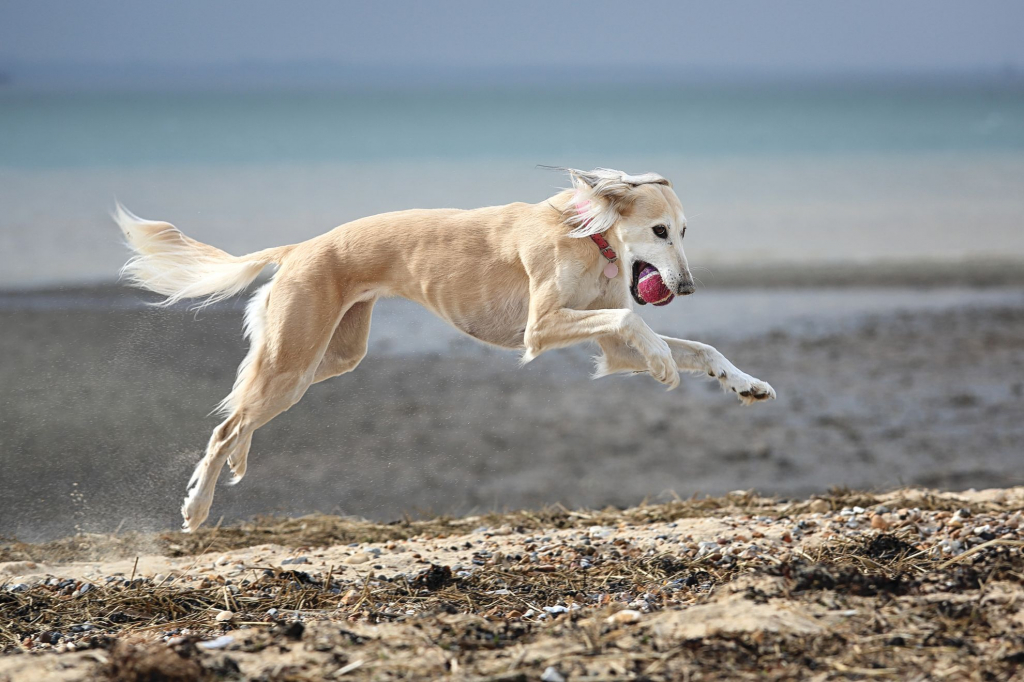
[451,303,529,349]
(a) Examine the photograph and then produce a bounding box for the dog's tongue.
[637,264,675,306]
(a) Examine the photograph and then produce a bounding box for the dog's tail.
[115,203,291,308]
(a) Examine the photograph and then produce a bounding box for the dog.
[116,167,775,532]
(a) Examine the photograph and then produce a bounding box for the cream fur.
[116,168,775,532]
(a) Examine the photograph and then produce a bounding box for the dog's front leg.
[595,336,775,404]
[523,307,679,389]
[662,337,775,404]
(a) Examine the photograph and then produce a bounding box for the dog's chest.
[567,268,626,309]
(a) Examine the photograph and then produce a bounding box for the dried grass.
[2,488,1023,680]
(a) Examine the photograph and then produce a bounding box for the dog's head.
[563,168,694,305]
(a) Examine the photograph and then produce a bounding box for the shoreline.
[3,258,1024,300]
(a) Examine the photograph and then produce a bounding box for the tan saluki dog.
[117,167,775,532]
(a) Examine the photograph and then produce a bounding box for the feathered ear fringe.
[543,166,669,238]
[566,189,618,238]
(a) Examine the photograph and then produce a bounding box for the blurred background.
[1,1,1022,540]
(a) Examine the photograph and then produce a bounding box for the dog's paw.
[737,379,775,405]
[621,315,679,390]
[644,341,679,390]
[718,371,775,405]
[180,490,210,533]
[651,355,680,390]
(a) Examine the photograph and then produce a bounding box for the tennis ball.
[637,264,675,306]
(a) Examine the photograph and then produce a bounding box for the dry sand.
[2,487,1024,680]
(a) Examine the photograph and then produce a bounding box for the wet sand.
[1,284,1023,541]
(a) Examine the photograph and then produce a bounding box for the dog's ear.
[566,168,670,193]
[620,171,671,188]
[561,167,669,237]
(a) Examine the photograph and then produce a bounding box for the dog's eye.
[652,224,668,239]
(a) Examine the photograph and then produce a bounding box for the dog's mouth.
[630,259,651,306]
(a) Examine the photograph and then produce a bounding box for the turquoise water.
[1,84,1023,287]
[2,85,1023,168]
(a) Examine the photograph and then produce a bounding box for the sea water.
[1,83,1023,288]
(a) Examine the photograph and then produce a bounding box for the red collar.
[590,232,618,263]
[575,199,618,263]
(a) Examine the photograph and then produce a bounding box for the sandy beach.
[2,486,1023,680]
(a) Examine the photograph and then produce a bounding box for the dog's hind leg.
[223,297,374,488]
[181,273,347,532]
[222,284,271,485]
[224,432,253,486]
[312,298,375,384]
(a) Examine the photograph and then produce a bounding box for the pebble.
[606,609,643,624]
[871,514,889,530]
[344,552,371,564]
[198,635,235,650]
[214,610,235,622]
[541,666,566,682]
[281,557,310,565]
[39,631,61,645]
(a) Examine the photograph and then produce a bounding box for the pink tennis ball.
[637,264,675,306]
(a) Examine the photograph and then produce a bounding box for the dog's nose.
[677,281,696,296]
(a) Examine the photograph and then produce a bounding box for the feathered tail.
[115,203,290,308]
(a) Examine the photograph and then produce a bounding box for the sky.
[1,0,1023,85]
